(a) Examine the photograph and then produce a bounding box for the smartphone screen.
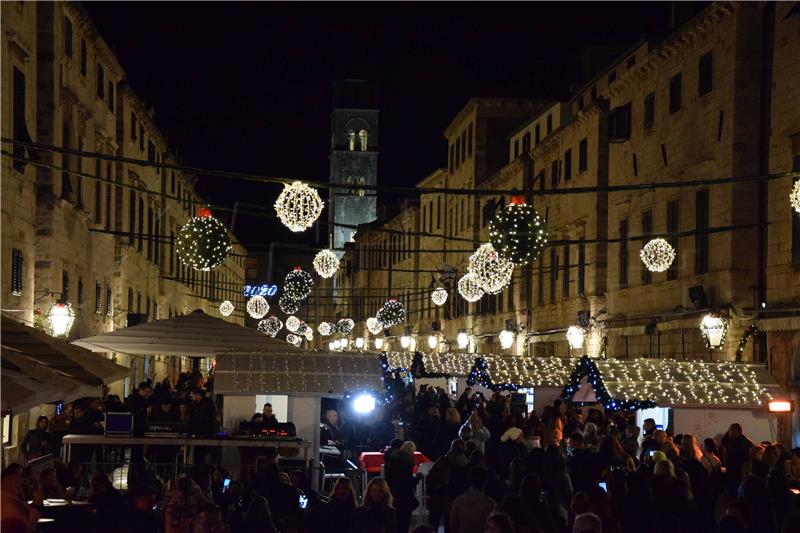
[649,449,656,457]
[598,482,607,492]
[299,493,308,509]
[222,478,231,493]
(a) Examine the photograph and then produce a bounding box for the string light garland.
[431,287,448,306]
[219,300,234,317]
[175,210,232,271]
[274,181,324,232]
[377,299,406,328]
[468,243,514,294]
[318,322,333,336]
[283,266,313,301]
[313,249,340,278]
[278,294,300,314]
[246,295,269,319]
[367,317,383,335]
[458,273,485,302]
[640,238,676,272]
[791,179,800,214]
[258,315,283,337]
[735,324,760,362]
[286,315,301,333]
[489,196,548,265]
[562,356,657,411]
[286,333,303,347]
[337,318,355,334]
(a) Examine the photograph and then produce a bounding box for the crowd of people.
[4,377,800,533]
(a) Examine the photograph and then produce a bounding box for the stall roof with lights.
[72,310,299,356]
[214,352,383,396]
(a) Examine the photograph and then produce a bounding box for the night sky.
[83,2,703,247]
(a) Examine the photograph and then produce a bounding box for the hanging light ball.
[791,180,800,214]
[640,238,676,273]
[219,300,234,317]
[318,322,333,336]
[175,209,232,271]
[489,196,548,265]
[431,287,448,306]
[286,315,301,332]
[246,295,269,319]
[274,181,324,232]
[284,266,314,301]
[366,317,383,335]
[286,333,303,347]
[458,272,485,303]
[468,242,514,294]
[296,322,309,335]
[313,249,340,278]
[337,318,355,334]
[258,315,283,337]
[377,299,406,328]
[278,294,300,314]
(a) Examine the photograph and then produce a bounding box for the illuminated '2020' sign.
[243,284,278,297]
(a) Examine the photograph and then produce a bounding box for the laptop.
[104,412,134,437]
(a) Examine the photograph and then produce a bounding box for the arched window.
[359,130,368,151]
[347,131,356,151]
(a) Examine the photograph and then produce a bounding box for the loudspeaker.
[576,311,590,328]
[688,286,708,309]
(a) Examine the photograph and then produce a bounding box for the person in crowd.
[518,473,559,533]
[125,382,154,436]
[701,437,723,474]
[433,407,462,460]
[460,412,491,454]
[507,457,528,495]
[597,434,635,472]
[1,468,40,532]
[323,478,357,533]
[385,440,419,533]
[740,444,766,482]
[449,465,496,533]
[679,433,704,464]
[249,462,300,528]
[21,416,53,462]
[542,444,573,525]
[621,424,640,460]
[497,427,528,479]
[484,512,517,533]
[165,476,214,533]
[242,497,278,533]
[573,512,603,533]
[567,431,602,494]
[191,503,227,533]
[261,403,279,429]
[89,473,126,530]
[722,423,755,499]
[354,478,397,533]
[426,438,468,530]
[121,484,162,533]
[321,408,343,445]
[583,423,600,448]
[38,468,63,499]
[188,388,218,464]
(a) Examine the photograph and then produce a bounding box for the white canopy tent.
[72,309,299,356]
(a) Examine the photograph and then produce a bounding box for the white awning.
[72,309,299,356]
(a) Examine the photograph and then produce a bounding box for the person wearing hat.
[459,413,490,454]
[497,427,527,479]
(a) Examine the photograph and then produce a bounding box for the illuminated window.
[358,130,368,151]
[347,131,356,151]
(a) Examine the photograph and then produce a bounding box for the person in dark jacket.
[120,485,162,533]
[433,408,462,461]
[722,423,755,499]
[188,388,218,464]
[249,463,301,527]
[21,416,52,461]
[426,438,468,530]
[323,478,357,533]
[354,478,397,533]
[124,382,153,437]
[385,441,418,533]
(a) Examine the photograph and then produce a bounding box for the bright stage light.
[353,394,376,415]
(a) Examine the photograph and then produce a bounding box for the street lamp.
[428,334,438,350]
[48,301,75,337]
[566,326,586,351]
[400,335,411,350]
[355,337,365,350]
[457,330,470,351]
[499,330,515,350]
[700,314,727,349]
[374,337,384,350]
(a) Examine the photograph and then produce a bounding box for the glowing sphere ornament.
[337,318,355,335]
[791,180,800,214]
[286,333,302,347]
[318,322,333,336]
[468,243,514,294]
[431,287,448,306]
[377,299,405,328]
[219,300,234,317]
[313,249,340,279]
[246,295,269,319]
[175,211,232,271]
[278,294,300,314]
[366,317,383,335]
[286,315,301,333]
[489,197,548,265]
[640,238,676,273]
[458,273,485,303]
[284,266,313,301]
[274,181,324,232]
[258,315,283,337]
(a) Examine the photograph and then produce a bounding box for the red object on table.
[359,451,431,473]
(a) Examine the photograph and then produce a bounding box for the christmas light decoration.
[274,181,324,232]
[304,328,313,341]
[286,333,302,347]
[468,243,514,294]
[431,287,448,306]
[283,267,313,301]
[258,315,283,337]
[499,330,515,350]
[337,318,354,334]
[562,356,657,411]
[175,210,232,271]
[48,302,75,337]
[400,335,411,349]
[374,337,384,350]
[246,295,269,319]
[296,321,309,335]
[286,315,301,333]
[278,294,300,314]
[457,331,470,350]
[340,338,350,350]
[367,317,383,335]
[700,314,728,349]
[318,322,333,336]
[377,299,405,328]
[355,338,365,350]
[489,197,548,265]
[735,324,759,362]
[428,335,438,350]
[328,341,336,351]
[219,300,234,317]
[458,273,485,302]
[313,249,340,278]
[566,326,586,350]
[791,179,800,214]
[640,238,676,273]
